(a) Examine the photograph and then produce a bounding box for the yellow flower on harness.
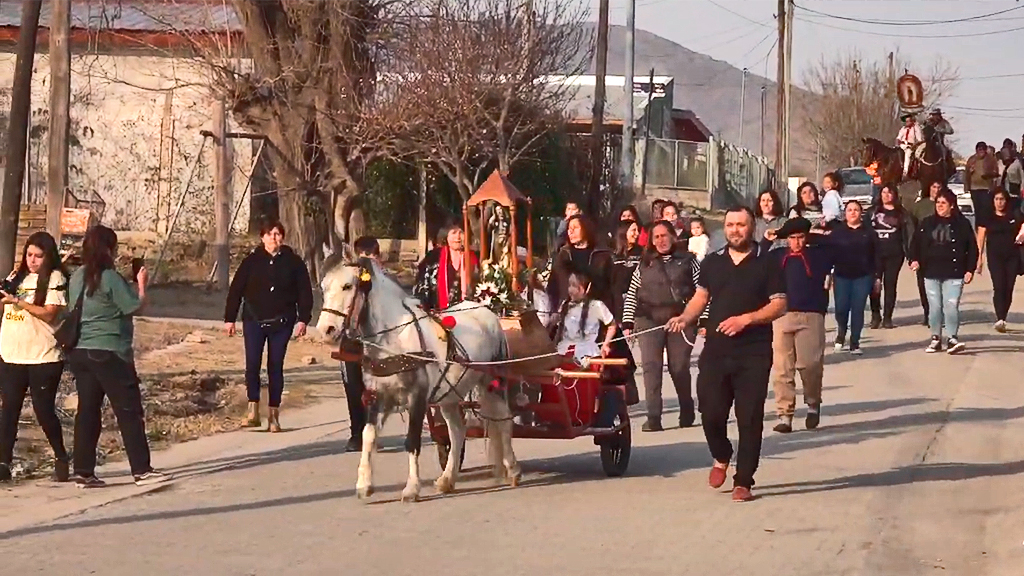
[359,270,371,282]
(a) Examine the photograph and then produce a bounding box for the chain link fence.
[644,137,774,210]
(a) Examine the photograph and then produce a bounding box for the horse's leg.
[356,402,380,499]
[401,390,427,503]
[480,389,521,487]
[435,400,464,494]
[478,389,508,481]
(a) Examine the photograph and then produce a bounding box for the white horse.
[316,250,522,502]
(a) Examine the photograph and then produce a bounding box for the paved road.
[1,273,1023,576]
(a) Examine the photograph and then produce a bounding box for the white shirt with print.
[0,271,67,364]
[556,299,614,362]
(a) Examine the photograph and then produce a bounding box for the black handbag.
[54,286,85,353]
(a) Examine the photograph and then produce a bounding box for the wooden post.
[46,0,71,240]
[0,0,43,273]
[417,162,427,259]
[509,204,520,293]
[157,90,175,235]
[212,100,232,290]
[525,200,533,271]
[478,204,487,264]
[461,205,471,298]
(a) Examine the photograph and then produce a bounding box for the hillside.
[592,25,816,176]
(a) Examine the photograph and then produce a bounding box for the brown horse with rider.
[861,126,955,190]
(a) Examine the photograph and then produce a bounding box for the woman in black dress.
[976,189,1024,332]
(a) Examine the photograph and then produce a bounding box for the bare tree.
[190,0,404,274]
[801,50,959,169]
[389,0,591,201]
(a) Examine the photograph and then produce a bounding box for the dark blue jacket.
[828,223,878,279]
[773,245,835,315]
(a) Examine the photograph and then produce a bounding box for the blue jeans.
[243,320,294,407]
[924,278,964,338]
[833,276,874,347]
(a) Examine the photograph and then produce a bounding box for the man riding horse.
[865,108,954,187]
[897,113,925,180]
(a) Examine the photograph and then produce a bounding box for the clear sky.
[588,0,1024,154]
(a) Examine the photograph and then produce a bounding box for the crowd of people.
[2,153,1022,501]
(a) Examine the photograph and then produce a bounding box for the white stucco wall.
[0,51,253,238]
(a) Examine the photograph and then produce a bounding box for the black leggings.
[988,250,1020,321]
[870,253,903,320]
[0,360,68,465]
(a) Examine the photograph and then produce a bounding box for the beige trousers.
[772,311,826,418]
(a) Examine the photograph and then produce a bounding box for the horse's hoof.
[509,472,522,488]
[357,485,375,499]
[434,476,454,494]
[401,487,421,503]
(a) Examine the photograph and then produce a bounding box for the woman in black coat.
[224,221,313,432]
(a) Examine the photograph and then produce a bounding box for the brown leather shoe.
[708,464,728,489]
[267,408,281,433]
[732,486,754,502]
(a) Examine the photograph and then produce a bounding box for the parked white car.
[943,167,975,223]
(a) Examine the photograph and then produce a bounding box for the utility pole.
[212,100,232,290]
[784,0,794,181]
[738,67,748,149]
[774,0,786,189]
[0,0,43,273]
[639,68,655,197]
[759,85,766,157]
[620,0,636,194]
[47,0,71,240]
[588,0,609,214]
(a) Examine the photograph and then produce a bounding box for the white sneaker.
[833,341,844,352]
[994,320,1007,333]
[134,470,172,487]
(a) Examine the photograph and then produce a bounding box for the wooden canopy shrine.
[463,170,534,293]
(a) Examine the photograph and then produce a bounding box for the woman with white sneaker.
[975,189,1023,333]
[909,190,979,354]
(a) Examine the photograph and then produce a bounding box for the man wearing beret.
[770,218,835,433]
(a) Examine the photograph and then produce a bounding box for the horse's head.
[860,137,885,166]
[316,244,375,344]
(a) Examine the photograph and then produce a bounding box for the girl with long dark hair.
[611,219,643,317]
[619,205,648,246]
[789,182,826,232]
[869,184,914,329]
[976,189,1023,332]
[754,188,788,251]
[0,232,70,482]
[67,225,168,488]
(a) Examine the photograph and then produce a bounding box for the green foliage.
[362,159,419,239]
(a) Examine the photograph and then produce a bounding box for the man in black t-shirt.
[667,206,787,502]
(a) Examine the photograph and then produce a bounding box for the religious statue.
[487,204,511,269]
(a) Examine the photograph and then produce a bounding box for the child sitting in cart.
[553,271,615,363]
[553,271,623,428]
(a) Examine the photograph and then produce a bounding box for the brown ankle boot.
[268,407,281,433]
[243,402,261,428]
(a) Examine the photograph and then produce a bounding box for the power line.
[943,104,1024,113]
[792,16,1024,38]
[705,0,774,28]
[794,2,1024,26]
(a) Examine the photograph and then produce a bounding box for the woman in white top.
[553,271,616,363]
[0,232,70,483]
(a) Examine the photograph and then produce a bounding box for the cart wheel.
[600,410,631,477]
[436,441,465,471]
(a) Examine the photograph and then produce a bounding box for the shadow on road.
[758,460,1024,497]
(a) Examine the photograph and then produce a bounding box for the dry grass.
[8,316,334,482]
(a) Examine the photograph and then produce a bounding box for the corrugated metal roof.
[0,0,240,32]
